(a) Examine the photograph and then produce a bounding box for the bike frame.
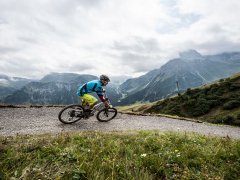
[81,91,112,114]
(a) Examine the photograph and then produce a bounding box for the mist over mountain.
[110,75,132,85]
[0,74,33,99]
[1,50,240,106]
[2,73,122,105]
[119,69,160,95]
[179,49,204,61]
[118,50,240,105]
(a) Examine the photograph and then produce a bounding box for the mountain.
[119,69,160,95]
[2,50,240,106]
[179,49,204,61]
[110,75,132,85]
[146,72,240,126]
[119,72,240,126]
[3,73,122,105]
[118,50,240,105]
[0,74,33,100]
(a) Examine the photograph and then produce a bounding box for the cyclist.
[76,74,110,117]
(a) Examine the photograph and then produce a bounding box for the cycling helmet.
[100,74,110,82]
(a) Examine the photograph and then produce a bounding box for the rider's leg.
[80,94,98,118]
[83,94,98,110]
[89,101,98,109]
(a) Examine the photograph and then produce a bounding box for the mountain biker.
[76,74,110,117]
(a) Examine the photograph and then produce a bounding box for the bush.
[192,104,210,116]
[237,113,240,120]
[182,97,212,116]
[206,94,219,100]
[165,105,181,115]
[229,84,240,91]
[219,79,224,83]
[223,100,240,110]
[223,115,235,124]
[209,115,235,125]
[185,98,196,105]
[208,100,221,108]
[186,88,192,95]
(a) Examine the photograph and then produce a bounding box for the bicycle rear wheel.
[58,104,84,124]
[96,108,117,122]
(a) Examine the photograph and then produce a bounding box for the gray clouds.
[113,37,161,53]
[0,0,240,79]
[111,37,165,72]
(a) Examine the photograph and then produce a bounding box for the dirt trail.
[0,107,240,138]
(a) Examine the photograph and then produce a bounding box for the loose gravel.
[0,107,240,139]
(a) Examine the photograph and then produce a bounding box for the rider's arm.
[98,95,110,107]
[96,84,110,107]
[98,95,106,102]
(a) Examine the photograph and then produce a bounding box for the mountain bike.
[58,91,117,124]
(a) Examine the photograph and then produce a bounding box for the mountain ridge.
[1,50,240,106]
[118,72,240,126]
[117,50,240,105]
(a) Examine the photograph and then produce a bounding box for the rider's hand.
[104,101,110,108]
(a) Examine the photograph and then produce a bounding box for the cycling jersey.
[77,79,104,97]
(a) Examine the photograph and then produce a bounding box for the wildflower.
[140,153,147,157]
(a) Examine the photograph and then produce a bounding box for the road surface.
[0,107,240,139]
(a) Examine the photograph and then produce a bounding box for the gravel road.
[0,107,240,139]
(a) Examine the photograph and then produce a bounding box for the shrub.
[219,79,224,83]
[233,119,240,126]
[182,97,212,116]
[186,88,192,95]
[222,115,235,124]
[165,105,181,115]
[209,115,235,125]
[219,96,228,102]
[229,84,240,91]
[206,94,219,100]
[237,113,240,120]
[223,100,240,110]
[208,100,221,108]
[192,104,210,116]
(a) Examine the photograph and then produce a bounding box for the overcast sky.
[0,0,240,79]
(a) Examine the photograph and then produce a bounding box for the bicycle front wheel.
[96,108,117,122]
[58,104,84,124]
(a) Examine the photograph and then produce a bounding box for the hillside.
[118,72,240,126]
[118,50,240,105]
[0,74,33,99]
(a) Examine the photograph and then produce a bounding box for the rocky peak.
[179,49,204,61]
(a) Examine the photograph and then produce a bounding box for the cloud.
[113,37,161,53]
[0,46,19,53]
[111,36,165,73]
[119,52,163,72]
[0,0,240,79]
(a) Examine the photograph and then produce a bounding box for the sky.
[0,0,240,79]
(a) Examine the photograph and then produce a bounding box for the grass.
[116,102,155,113]
[118,72,240,126]
[1,131,240,179]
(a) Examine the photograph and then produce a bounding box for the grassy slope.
[118,72,240,126]
[1,131,240,179]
